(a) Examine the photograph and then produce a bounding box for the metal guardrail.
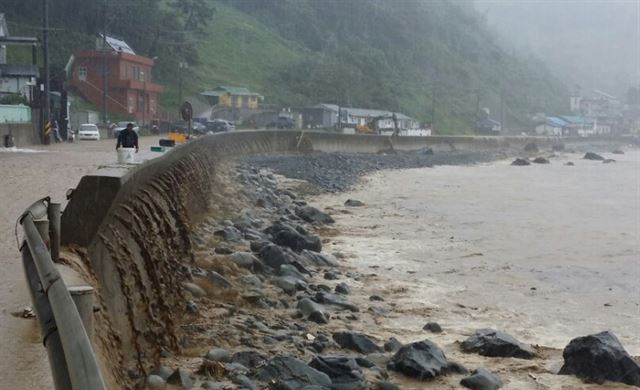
[18,197,107,390]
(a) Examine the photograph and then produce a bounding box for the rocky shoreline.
[142,148,639,389]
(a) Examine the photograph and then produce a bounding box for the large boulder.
[297,298,329,324]
[460,329,536,359]
[296,206,335,224]
[388,340,450,380]
[316,292,359,312]
[166,368,194,389]
[460,368,502,390]
[309,356,365,390]
[532,157,550,164]
[301,250,338,267]
[511,158,530,166]
[583,152,605,161]
[333,332,382,354]
[258,244,298,270]
[274,227,322,253]
[558,331,640,386]
[344,199,365,207]
[256,356,332,389]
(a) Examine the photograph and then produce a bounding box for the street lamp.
[178,61,188,104]
[140,70,146,127]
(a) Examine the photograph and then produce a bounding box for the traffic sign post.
[180,101,193,137]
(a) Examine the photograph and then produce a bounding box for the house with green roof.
[200,86,263,110]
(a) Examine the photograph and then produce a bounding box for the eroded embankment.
[57,132,636,388]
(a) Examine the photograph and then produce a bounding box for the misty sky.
[473,0,639,100]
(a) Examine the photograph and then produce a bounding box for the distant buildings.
[200,86,263,110]
[67,34,163,123]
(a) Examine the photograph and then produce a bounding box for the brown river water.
[313,149,639,388]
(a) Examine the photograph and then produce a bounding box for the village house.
[67,34,163,122]
[0,14,39,103]
[200,86,263,109]
[301,103,426,135]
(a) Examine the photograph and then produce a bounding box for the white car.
[77,124,100,140]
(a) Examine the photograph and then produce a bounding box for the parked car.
[113,121,139,137]
[267,116,295,129]
[77,123,100,140]
[206,119,235,132]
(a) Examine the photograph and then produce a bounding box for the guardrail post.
[68,286,94,339]
[34,219,50,249]
[21,244,73,390]
[48,203,61,263]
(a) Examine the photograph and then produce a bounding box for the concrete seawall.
[57,130,632,385]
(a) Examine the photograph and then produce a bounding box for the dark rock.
[447,361,469,374]
[214,226,243,241]
[369,295,384,302]
[584,152,605,161]
[355,357,376,368]
[532,157,550,164]
[229,252,260,269]
[297,298,329,324]
[207,271,232,289]
[250,239,272,253]
[301,250,338,267]
[523,142,539,152]
[258,244,296,269]
[388,339,450,380]
[310,334,335,353]
[565,161,575,166]
[149,366,173,381]
[214,246,233,254]
[324,271,340,280]
[333,331,382,354]
[201,381,224,390]
[603,158,616,164]
[205,348,231,363]
[256,356,332,389]
[273,225,322,253]
[612,149,624,155]
[233,374,259,390]
[147,374,166,389]
[272,276,307,295]
[166,367,194,389]
[344,199,365,207]
[376,381,400,390]
[511,158,530,166]
[316,292,359,312]
[423,322,442,333]
[309,356,365,390]
[460,329,536,359]
[558,331,640,386]
[232,350,268,368]
[335,283,351,295]
[280,264,308,281]
[296,206,335,224]
[384,337,403,353]
[185,300,198,314]
[460,368,502,390]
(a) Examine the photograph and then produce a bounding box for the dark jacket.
[116,129,138,148]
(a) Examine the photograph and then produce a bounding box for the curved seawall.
[57,131,628,386]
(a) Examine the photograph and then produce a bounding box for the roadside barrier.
[18,197,106,390]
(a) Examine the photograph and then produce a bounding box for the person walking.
[116,123,139,153]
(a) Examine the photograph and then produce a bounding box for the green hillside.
[3,0,568,133]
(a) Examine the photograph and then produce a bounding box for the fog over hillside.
[474,0,639,99]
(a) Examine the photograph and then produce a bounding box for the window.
[78,66,87,81]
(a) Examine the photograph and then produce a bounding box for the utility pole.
[500,89,505,134]
[431,85,436,133]
[102,0,108,125]
[42,0,50,144]
[178,61,188,103]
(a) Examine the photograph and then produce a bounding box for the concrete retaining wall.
[58,130,632,385]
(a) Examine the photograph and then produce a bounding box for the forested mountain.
[3,0,568,133]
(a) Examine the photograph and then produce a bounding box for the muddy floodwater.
[315,150,640,359]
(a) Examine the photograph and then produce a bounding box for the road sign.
[180,101,193,121]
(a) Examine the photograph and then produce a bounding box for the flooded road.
[315,149,640,357]
[0,137,161,388]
